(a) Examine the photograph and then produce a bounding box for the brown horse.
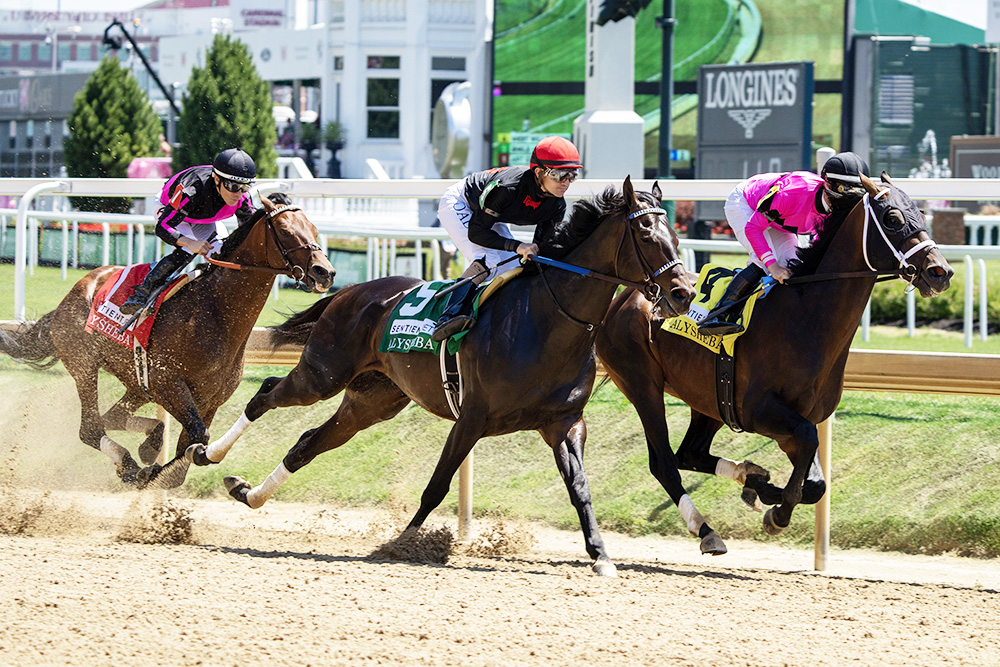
[594,173,954,554]
[0,193,334,489]
[189,177,695,575]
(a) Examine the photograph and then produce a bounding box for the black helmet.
[213,148,257,183]
[821,152,869,192]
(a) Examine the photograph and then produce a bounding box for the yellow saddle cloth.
[663,264,765,355]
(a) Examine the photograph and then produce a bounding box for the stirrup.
[431,315,475,342]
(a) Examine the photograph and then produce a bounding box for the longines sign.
[696,61,814,220]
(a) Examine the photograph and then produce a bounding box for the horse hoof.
[224,476,252,507]
[592,557,618,578]
[185,444,213,467]
[740,487,765,513]
[742,460,771,482]
[762,508,787,536]
[138,440,160,466]
[141,457,191,490]
[700,531,728,556]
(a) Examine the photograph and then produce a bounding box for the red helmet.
[530,136,583,170]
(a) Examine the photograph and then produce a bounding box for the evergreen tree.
[174,34,277,177]
[64,55,162,213]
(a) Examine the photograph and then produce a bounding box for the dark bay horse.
[191,176,695,575]
[595,173,954,554]
[0,193,334,489]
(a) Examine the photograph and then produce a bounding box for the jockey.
[698,151,870,336]
[430,135,583,342]
[120,148,259,315]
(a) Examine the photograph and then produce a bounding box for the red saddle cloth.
[84,264,179,350]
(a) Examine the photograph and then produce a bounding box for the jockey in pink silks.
[698,152,870,335]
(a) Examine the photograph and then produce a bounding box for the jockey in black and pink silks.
[431,135,584,342]
[698,151,871,336]
[120,148,259,315]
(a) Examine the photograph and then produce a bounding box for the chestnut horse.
[190,177,695,576]
[0,193,334,489]
[595,173,954,554]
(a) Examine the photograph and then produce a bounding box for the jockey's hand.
[767,264,792,284]
[516,242,539,261]
[179,237,214,256]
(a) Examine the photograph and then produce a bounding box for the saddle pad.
[84,264,190,350]
[377,280,476,355]
[662,264,765,355]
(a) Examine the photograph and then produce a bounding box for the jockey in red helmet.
[430,135,583,341]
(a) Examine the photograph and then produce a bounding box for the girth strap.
[716,345,743,432]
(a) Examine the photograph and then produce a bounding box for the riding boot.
[697,263,767,336]
[430,281,478,342]
[119,249,192,315]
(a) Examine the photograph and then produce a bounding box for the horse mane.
[535,186,634,259]
[786,193,864,277]
[215,191,294,258]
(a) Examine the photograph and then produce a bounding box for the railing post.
[14,181,69,321]
[814,415,833,571]
[458,451,473,541]
[980,258,988,341]
[964,255,973,348]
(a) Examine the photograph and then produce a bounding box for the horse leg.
[538,417,621,575]
[100,391,162,465]
[225,372,410,509]
[196,345,351,465]
[62,360,142,486]
[750,397,820,535]
[674,410,773,512]
[799,450,827,505]
[403,410,487,534]
[133,382,214,490]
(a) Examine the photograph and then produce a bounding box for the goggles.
[545,167,580,183]
[219,178,253,193]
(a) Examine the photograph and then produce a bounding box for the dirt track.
[1,489,998,667]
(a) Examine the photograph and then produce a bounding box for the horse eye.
[883,210,905,231]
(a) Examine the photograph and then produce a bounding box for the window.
[431,56,464,71]
[430,79,464,138]
[367,78,399,138]
[334,55,344,70]
[38,42,51,62]
[0,43,12,60]
[58,43,72,62]
[367,55,399,69]
[17,42,33,62]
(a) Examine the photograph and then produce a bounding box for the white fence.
[3,177,1000,344]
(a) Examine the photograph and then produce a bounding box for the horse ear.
[860,172,879,195]
[623,175,636,203]
[652,181,662,203]
[880,170,894,186]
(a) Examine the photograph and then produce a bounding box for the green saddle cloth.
[377,280,482,355]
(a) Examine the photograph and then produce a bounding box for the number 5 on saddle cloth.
[377,267,523,417]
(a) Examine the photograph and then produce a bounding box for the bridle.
[205,204,321,288]
[533,202,684,330]
[860,189,936,284]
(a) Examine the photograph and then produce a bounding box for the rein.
[531,205,684,330]
[205,204,320,287]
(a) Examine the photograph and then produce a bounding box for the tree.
[174,34,278,178]
[64,55,162,213]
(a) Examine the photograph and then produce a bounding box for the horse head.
[620,175,695,317]
[250,194,335,293]
[859,172,953,297]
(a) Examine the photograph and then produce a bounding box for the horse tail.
[0,312,60,369]
[268,291,340,347]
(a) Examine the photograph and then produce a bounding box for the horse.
[0,193,335,489]
[188,176,696,576]
[594,172,954,555]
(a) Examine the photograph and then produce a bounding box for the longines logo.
[703,66,799,139]
[727,109,772,139]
